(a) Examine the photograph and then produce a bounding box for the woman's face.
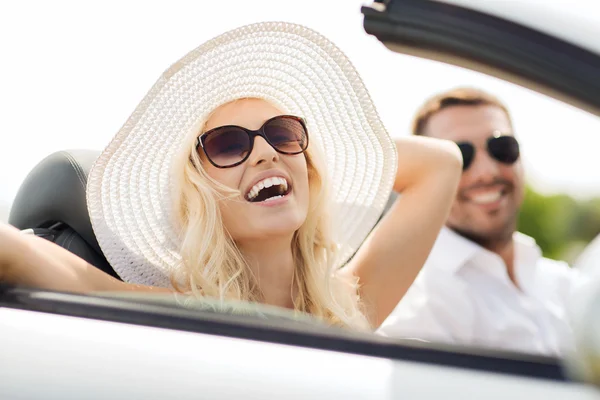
[199,98,310,243]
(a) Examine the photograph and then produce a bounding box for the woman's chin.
[259,218,304,237]
[236,214,305,241]
[222,200,308,242]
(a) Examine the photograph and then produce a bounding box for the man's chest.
[460,270,572,355]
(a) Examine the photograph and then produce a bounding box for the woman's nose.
[248,136,279,166]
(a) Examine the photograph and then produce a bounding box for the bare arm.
[0,223,170,294]
[341,136,462,328]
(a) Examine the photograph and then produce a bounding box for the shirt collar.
[429,227,542,277]
[427,226,481,273]
[513,232,543,289]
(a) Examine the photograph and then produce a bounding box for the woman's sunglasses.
[197,115,309,168]
[457,133,520,171]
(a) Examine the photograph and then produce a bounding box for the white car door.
[0,286,598,399]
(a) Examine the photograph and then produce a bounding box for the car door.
[0,286,595,399]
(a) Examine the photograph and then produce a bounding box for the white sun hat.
[86,21,398,287]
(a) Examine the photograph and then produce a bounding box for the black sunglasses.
[456,133,520,171]
[196,115,309,168]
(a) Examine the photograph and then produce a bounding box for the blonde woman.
[0,22,461,329]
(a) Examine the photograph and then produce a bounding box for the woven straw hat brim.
[86,22,397,287]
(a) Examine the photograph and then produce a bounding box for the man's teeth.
[471,191,503,204]
[246,177,288,201]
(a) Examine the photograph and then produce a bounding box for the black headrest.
[9,150,101,252]
[8,150,119,279]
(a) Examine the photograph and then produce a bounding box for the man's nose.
[248,136,279,166]
[467,148,501,181]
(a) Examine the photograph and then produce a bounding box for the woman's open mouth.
[245,177,292,203]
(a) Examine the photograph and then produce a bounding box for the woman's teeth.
[263,195,284,202]
[246,177,288,202]
[471,191,503,204]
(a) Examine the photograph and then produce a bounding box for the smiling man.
[378,87,581,356]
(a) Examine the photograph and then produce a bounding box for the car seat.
[8,150,119,279]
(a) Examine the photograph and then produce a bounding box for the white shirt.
[575,234,600,277]
[378,227,582,356]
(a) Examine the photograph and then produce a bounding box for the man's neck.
[237,234,296,309]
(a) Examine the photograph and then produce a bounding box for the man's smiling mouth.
[470,189,504,205]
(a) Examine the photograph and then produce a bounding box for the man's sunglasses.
[457,133,520,171]
[196,115,309,168]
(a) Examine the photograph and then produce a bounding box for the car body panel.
[0,308,597,399]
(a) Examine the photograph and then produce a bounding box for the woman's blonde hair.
[170,99,370,329]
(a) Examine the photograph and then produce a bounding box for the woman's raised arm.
[342,136,462,328]
[0,223,169,294]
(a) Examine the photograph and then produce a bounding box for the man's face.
[424,105,525,246]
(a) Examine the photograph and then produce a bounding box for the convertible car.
[2,0,600,398]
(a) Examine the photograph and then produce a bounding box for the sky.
[1,0,600,219]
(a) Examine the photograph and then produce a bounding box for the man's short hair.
[412,87,513,136]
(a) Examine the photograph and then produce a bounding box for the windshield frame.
[362,0,600,117]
